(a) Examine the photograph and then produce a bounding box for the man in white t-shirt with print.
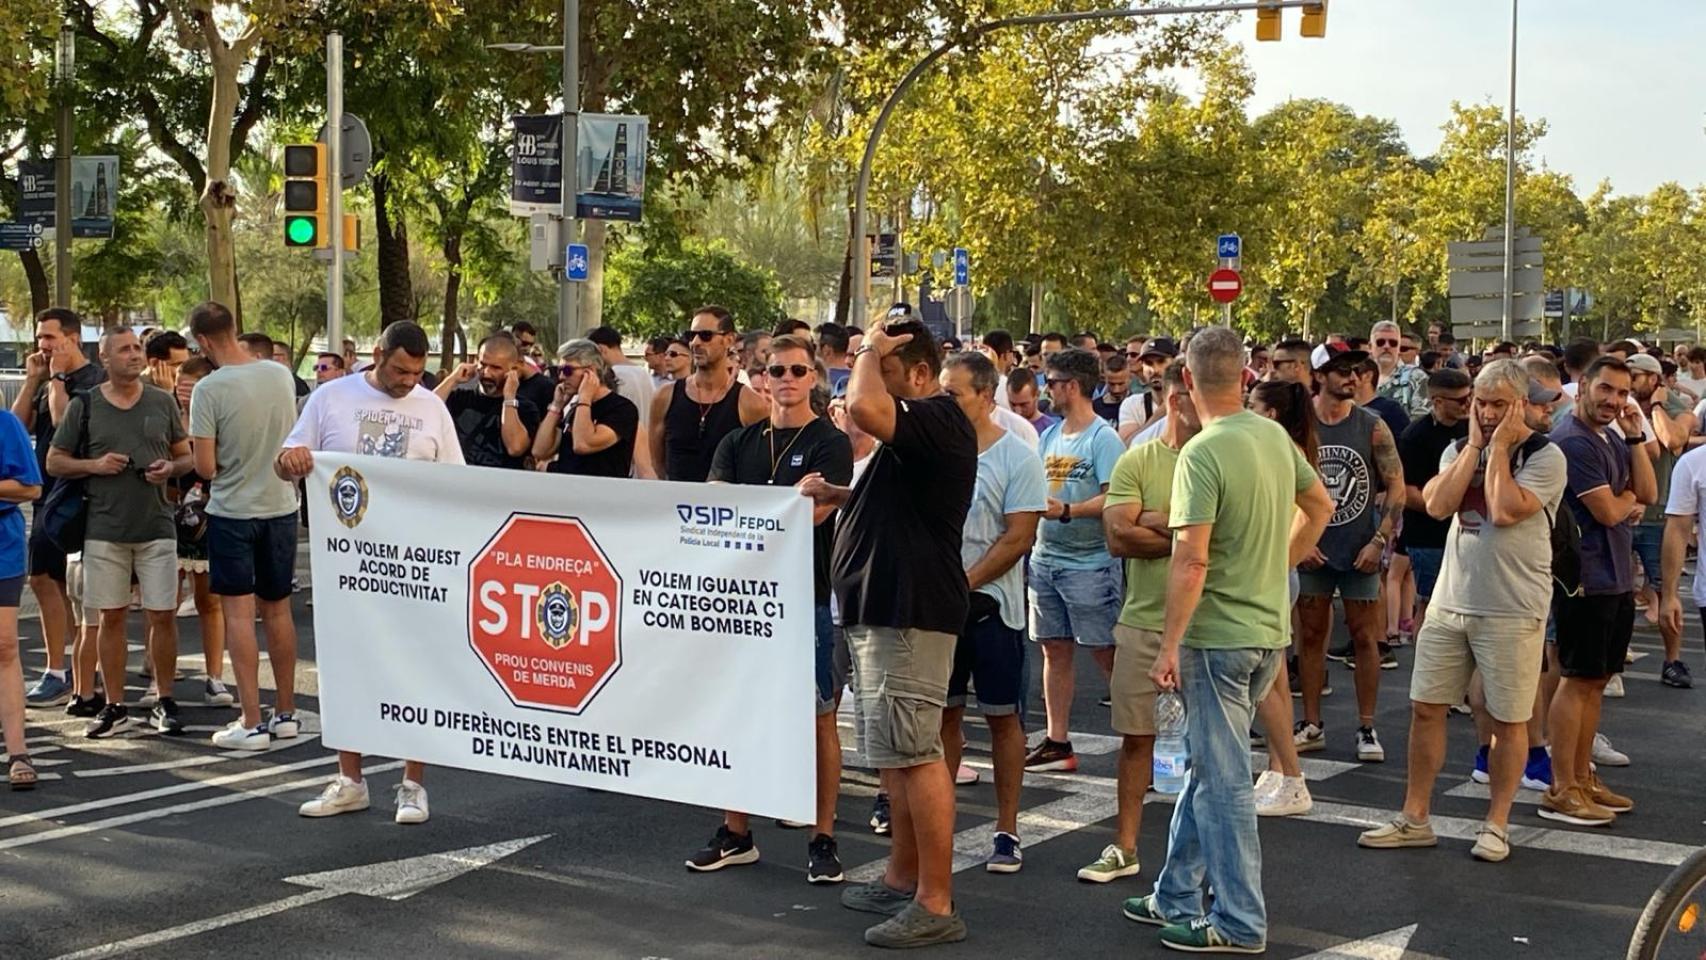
[276,322,464,825]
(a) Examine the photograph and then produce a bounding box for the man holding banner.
[826,313,976,948]
[276,322,463,825]
[683,334,853,883]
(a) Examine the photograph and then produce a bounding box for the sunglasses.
[665,351,689,360]
[1125,350,1142,358]
[1374,338,1400,347]
[1434,392,1473,404]
[558,364,583,379]
[313,363,335,372]
[767,363,812,379]
[681,329,719,343]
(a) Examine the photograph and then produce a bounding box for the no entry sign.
[1208,268,1242,304]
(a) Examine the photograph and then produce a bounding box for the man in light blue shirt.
[1025,348,1127,775]
[940,351,1046,873]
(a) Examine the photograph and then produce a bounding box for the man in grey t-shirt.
[48,327,193,740]
[186,302,303,752]
[1359,359,1565,863]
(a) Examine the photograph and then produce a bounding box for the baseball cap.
[1139,337,1180,361]
[1627,353,1663,375]
[1311,343,1370,372]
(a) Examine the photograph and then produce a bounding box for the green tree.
[602,239,784,338]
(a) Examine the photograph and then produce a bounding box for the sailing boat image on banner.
[575,113,648,222]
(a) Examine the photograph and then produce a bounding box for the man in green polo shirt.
[1121,326,1332,954]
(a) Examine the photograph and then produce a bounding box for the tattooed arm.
[1351,418,1405,575]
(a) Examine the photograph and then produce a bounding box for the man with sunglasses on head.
[1396,369,1473,640]
[650,306,769,482]
[683,334,854,882]
[507,321,557,414]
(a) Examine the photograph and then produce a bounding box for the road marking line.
[846,790,1119,882]
[46,890,343,960]
[74,755,230,778]
[0,761,402,852]
[1442,779,1542,802]
[0,754,339,831]
[1300,799,1697,866]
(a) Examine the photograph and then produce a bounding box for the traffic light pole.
[1500,0,1518,342]
[558,0,581,347]
[850,0,1320,328]
[327,31,345,349]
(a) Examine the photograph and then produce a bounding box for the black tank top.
[664,378,746,481]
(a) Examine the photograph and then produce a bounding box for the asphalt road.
[2,584,1702,960]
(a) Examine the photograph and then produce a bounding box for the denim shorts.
[1633,523,1663,585]
[947,601,1025,715]
[1407,547,1445,601]
[208,513,299,602]
[1296,566,1381,603]
[813,603,843,716]
[1028,558,1122,647]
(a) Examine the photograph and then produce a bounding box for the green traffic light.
[285,216,317,246]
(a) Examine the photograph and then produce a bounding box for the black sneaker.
[684,825,759,872]
[151,698,185,734]
[66,692,107,718]
[1326,640,1354,663]
[85,704,131,739]
[1023,737,1078,772]
[870,793,891,835]
[807,833,845,884]
[1378,642,1399,671]
[1662,660,1693,688]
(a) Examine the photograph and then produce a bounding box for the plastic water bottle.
[1152,691,1189,794]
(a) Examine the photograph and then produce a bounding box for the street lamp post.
[54,15,74,307]
[850,0,1322,329]
[489,0,580,345]
[1500,0,1519,342]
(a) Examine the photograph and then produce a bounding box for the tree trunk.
[834,202,853,325]
[196,18,246,321]
[441,233,462,370]
[20,249,49,314]
[583,219,606,333]
[373,173,413,330]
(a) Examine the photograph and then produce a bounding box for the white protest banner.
[307,453,816,822]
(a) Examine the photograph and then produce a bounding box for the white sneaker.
[955,763,979,786]
[1253,770,1283,799]
[139,682,160,707]
[269,713,300,740]
[394,779,430,824]
[1256,776,1312,817]
[176,596,199,618]
[300,776,370,817]
[1592,732,1630,767]
[1605,675,1625,698]
[1357,727,1385,763]
[211,720,270,751]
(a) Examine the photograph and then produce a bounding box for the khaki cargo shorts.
[846,625,955,769]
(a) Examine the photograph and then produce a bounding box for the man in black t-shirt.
[435,333,540,469]
[14,308,106,710]
[683,334,854,883]
[1396,368,1471,633]
[815,316,976,948]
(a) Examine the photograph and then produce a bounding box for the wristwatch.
[503,399,521,409]
[852,345,879,361]
[50,372,70,383]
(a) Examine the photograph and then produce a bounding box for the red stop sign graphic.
[468,514,623,714]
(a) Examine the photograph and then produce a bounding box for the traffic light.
[1301,1,1328,38]
[282,143,328,248]
[1255,3,1281,41]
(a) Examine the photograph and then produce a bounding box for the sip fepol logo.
[330,466,369,528]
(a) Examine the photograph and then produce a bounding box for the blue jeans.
[1153,646,1282,947]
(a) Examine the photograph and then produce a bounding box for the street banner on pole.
[573,113,648,222]
[307,454,815,822]
[18,156,119,238]
[509,114,565,216]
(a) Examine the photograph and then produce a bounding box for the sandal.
[10,756,37,791]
